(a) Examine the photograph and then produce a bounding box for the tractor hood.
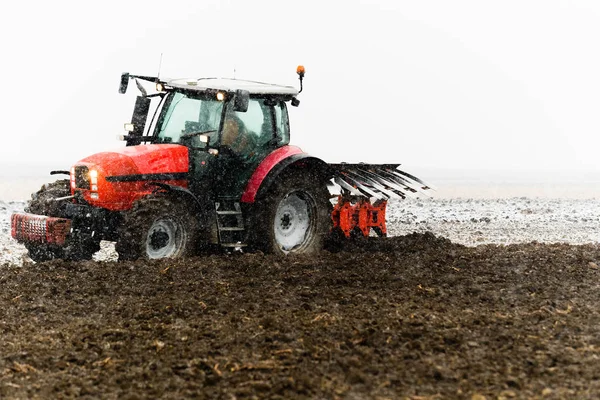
[76,144,189,178]
[71,144,190,211]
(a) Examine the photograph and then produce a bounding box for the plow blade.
[329,164,433,200]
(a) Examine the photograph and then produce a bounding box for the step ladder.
[215,197,247,251]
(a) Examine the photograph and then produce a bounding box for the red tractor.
[11,67,430,261]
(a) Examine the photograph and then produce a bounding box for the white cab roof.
[166,78,299,96]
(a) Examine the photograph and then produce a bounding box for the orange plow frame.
[331,196,387,238]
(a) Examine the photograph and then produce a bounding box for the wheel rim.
[145,218,185,259]
[274,191,316,252]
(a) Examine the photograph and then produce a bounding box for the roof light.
[216,92,225,101]
[156,82,164,92]
[296,65,305,93]
[124,123,134,132]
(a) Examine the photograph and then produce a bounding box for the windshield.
[157,92,224,145]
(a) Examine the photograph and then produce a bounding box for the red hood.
[76,144,189,177]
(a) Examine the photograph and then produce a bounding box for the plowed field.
[2,233,600,399]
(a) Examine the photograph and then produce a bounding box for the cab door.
[214,98,282,198]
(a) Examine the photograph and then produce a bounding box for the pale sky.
[2,0,599,179]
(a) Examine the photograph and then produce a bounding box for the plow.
[11,66,431,261]
[329,163,430,238]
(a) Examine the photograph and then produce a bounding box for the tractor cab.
[119,74,302,198]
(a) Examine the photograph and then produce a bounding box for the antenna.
[157,53,163,79]
[233,65,236,79]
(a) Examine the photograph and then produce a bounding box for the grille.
[74,166,90,189]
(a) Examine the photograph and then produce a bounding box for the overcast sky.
[2,0,599,179]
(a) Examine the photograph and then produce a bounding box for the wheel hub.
[149,229,170,249]
[280,213,293,230]
[145,219,184,259]
[274,192,314,252]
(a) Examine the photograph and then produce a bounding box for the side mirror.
[131,96,151,136]
[233,89,249,112]
[118,72,130,94]
[123,96,151,145]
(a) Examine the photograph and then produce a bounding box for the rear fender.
[245,154,332,203]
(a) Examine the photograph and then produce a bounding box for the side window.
[198,101,223,146]
[221,99,276,158]
[275,102,290,145]
[234,99,274,145]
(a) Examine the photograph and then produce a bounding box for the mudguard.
[145,182,217,242]
[241,146,331,203]
[147,182,204,210]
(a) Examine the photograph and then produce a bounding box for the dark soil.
[2,233,600,399]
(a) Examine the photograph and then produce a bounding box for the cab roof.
[166,78,299,96]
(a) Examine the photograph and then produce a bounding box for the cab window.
[220,99,276,158]
[231,99,275,145]
[157,92,223,145]
[275,102,290,145]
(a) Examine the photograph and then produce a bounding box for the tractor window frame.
[153,91,226,145]
[145,94,167,139]
[274,101,290,146]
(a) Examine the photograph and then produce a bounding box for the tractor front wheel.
[255,174,331,255]
[116,196,199,261]
[25,244,65,263]
[24,179,100,262]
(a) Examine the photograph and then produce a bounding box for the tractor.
[11,67,431,261]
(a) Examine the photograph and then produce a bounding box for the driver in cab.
[220,111,257,160]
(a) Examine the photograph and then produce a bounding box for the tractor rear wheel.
[254,174,331,255]
[116,196,199,261]
[23,179,100,262]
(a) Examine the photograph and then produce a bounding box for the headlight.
[70,167,76,189]
[89,169,98,185]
